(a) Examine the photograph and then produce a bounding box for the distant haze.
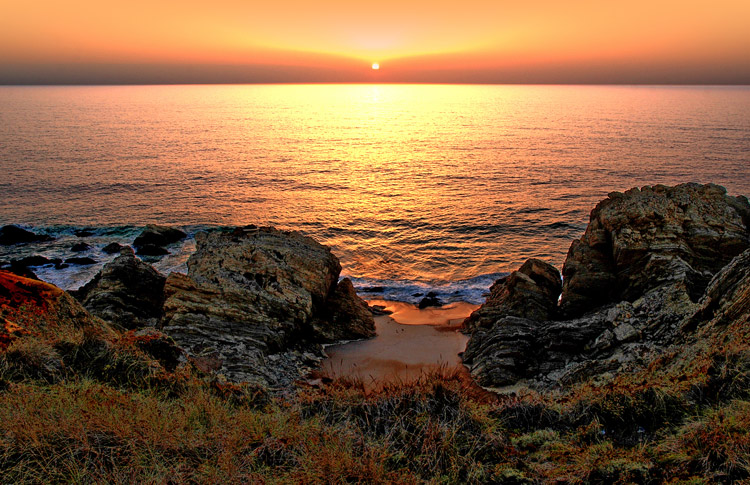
[2,1,750,84]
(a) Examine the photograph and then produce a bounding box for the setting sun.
[372,63,380,70]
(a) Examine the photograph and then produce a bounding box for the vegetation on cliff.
[1,184,749,483]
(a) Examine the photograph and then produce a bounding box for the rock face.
[161,226,374,387]
[0,225,53,245]
[310,278,377,342]
[73,248,166,330]
[464,259,561,331]
[561,183,750,317]
[464,184,750,389]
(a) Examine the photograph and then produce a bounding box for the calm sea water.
[1,85,749,302]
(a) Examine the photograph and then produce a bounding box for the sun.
[371,63,380,70]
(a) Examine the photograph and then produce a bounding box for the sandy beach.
[320,300,478,388]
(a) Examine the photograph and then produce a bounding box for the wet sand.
[320,300,479,388]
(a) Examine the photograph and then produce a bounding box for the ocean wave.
[346,273,505,305]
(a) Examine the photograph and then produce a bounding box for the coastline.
[320,299,478,389]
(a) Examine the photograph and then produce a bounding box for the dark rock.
[683,248,750,332]
[370,304,393,316]
[135,244,169,256]
[418,291,442,309]
[464,259,561,331]
[74,229,94,237]
[561,183,750,317]
[310,278,376,342]
[5,264,38,280]
[133,224,186,248]
[102,242,126,254]
[71,242,90,252]
[162,226,372,388]
[0,225,54,246]
[0,225,54,245]
[12,256,57,267]
[65,257,97,265]
[361,286,385,293]
[73,248,166,330]
[54,263,69,270]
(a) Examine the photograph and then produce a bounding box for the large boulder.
[561,183,750,317]
[464,184,750,390]
[0,225,53,245]
[464,258,561,331]
[73,248,166,329]
[161,226,374,387]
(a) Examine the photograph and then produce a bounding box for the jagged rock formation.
[464,184,750,389]
[561,183,750,317]
[73,247,166,329]
[464,259,561,331]
[161,226,375,387]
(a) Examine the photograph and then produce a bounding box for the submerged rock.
[135,244,170,256]
[71,242,90,252]
[0,225,53,245]
[102,242,126,254]
[73,248,166,329]
[161,226,374,388]
[65,257,97,265]
[464,183,750,389]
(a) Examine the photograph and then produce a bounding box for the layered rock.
[464,259,561,331]
[73,248,166,329]
[561,183,750,317]
[161,226,374,387]
[464,184,750,389]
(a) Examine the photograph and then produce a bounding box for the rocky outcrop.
[464,259,561,331]
[73,248,166,329]
[161,226,374,388]
[561,183,750,317]
[133,225,186,256]
[464,184,750,389]
[310,278,376,342]
[0,270,106,351]
[0,225,53,245]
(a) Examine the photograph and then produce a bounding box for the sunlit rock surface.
[464,184,750,389]
[161,226,374,388]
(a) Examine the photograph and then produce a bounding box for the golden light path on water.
[0,84,749,291]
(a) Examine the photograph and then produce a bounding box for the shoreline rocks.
[464,183,750,390]
[0,225,53,245]
[73,247,166,330]
[161,226,374,388]
[133,224,186,256]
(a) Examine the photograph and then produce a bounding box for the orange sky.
[2,0,749,84]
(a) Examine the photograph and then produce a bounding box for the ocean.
[1,84,749,304]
